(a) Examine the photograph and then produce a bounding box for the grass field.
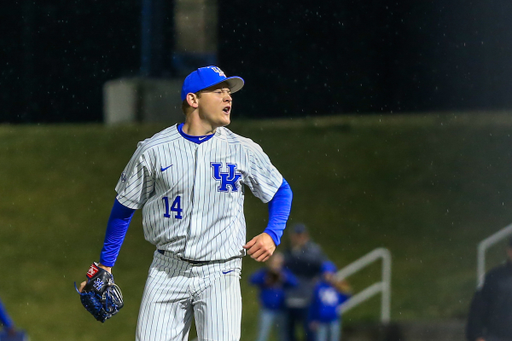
[1,112,512,340]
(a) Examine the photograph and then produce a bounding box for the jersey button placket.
[185,144,202,260]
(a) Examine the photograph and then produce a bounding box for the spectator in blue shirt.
[308,261,351,341]
[250,252,298,341]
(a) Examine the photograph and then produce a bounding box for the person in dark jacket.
[466,238,512,341]
[283,223,328,341]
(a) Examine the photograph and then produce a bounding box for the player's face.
[197,82,233,129]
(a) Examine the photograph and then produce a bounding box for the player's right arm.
[79,141,153,292]
[99,199,136,268]
[100,140,153,268]
[78,199,135,292]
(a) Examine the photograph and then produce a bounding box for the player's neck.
[183,116,219,136]
[182,123,215,136]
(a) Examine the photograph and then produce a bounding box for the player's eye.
[213,89,231,95]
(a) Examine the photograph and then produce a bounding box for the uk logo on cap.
[210,66,226,77]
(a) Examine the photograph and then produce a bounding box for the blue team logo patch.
[211,162,241,192]
[93,278,104,291]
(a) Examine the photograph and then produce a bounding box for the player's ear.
[186,93,199,108]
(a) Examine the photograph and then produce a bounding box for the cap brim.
[225,76,245,94]
[203,76,244,94]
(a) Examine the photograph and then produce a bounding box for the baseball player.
[79,65,293,341]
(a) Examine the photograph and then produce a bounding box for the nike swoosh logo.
[222,270,235,275]
[199,136,208,140]
[161,165,173,172]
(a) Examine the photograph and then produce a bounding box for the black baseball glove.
[76,262,124,323]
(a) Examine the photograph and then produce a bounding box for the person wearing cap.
[283,223,328,341]
[78,65,293,341]
[249,252,298,341]
[466,238,512,341]
[308,261,351,341]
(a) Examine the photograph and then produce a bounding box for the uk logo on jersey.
[211,162,241,192]
[319,287,339,306]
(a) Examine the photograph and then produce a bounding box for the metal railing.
[336,247,392,323]
[477,222,512,287]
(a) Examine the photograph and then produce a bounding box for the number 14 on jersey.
[162,196,183,219]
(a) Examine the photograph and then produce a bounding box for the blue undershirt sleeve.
[264,178,293,246]
[99,198,136,267]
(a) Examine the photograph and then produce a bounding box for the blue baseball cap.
[181,66,245,101]
[292,223,308,234]
[321,261,337,274]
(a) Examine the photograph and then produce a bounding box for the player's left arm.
[244,178,292,262]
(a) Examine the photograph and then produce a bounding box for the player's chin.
[219,115,231,126]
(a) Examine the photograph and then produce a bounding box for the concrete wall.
[103,78,184,124]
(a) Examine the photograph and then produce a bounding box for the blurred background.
[1,0,512,123]
[2,1,512,341]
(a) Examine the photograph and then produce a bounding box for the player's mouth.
[223,106,231,114]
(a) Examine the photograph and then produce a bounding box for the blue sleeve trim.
[99,199,136,267]
[264,178,293,246]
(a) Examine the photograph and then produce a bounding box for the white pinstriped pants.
[136,250,242,341]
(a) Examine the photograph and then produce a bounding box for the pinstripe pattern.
[136,251,242,341]
[115,124,282,261]
[116,124,282,340]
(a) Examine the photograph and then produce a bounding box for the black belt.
[157,249,212,265]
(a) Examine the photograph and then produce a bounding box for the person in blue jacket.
[250,252,298,341]
[308,261,351,341]
[0,297,16,338]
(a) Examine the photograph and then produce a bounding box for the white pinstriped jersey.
[115,124,283,262]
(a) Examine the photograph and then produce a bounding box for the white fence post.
[477,222,512,287]
[336,248,392,324]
